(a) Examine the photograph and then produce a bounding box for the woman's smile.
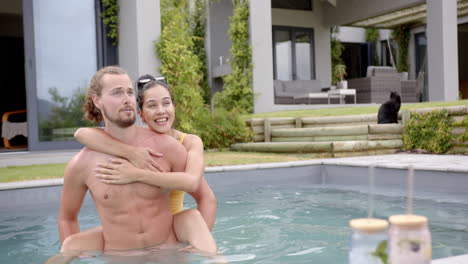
[154,117,169,126]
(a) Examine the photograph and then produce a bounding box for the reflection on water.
[49,249,232,264]
[1,186,468,263]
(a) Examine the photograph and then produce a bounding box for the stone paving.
[323,153,468,173]
[0,149,79,167]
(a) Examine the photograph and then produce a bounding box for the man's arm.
[95,133,201,192]
[183,134,216,229]
[58,152,88,242]
[133,134,203,192]
[189,178,217,230]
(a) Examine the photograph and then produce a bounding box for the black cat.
[377,92,401,124]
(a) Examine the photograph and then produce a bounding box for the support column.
[426,0,459,101]
[118,0,162,81]
[249,0,274,113]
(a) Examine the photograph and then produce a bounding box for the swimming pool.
[1,161,467,263]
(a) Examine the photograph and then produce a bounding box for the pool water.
[1,186,467,263]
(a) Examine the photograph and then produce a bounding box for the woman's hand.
[129,147,165,172]
[95,158,140,185]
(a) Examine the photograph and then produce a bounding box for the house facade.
[0,0,155,151]
[236,0,463,112]
[0,0,465,151]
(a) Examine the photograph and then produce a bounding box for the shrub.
[157,0,206,134]
[392,23,411,73]
[156,0,251,149]
[365,27,380,66]
[331,26,345,85]
[453,115,468,144]
[403,110,454,153]
[194,108,252,149]
[101,0,119,45]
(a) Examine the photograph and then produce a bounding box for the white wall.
[338,27,391,42]
[250,0,274,113]
[118,0,161,82]
[336,26,366,43]
[427,0,459,101]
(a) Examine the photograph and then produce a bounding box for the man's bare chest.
[84,154,166,208]
[89,181,164,207]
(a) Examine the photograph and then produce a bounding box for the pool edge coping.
[2,157,467,191]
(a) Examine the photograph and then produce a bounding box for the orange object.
[2,110,27,149]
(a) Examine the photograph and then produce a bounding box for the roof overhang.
[348,0,468,28]
[321,0,337,7]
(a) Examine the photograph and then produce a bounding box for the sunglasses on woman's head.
[137,76,166,90]
[154,77,166,83]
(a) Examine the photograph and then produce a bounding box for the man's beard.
[101,106,136,128]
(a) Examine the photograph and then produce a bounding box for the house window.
[380,39,395,67]
[414,32,427,76]
[33,0,98,142]
[273,26,315,80]
[96,0,118,67]
[272,0,312,11]
[415,32,428,102]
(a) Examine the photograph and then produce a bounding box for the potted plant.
[331,26,345,89]
[334,63,347,89]
[392,23,411,81]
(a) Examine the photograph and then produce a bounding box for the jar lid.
[349,218,389,232]
[389,214,428,227]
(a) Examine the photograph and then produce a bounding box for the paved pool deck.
[1,149,467,172]
[0,150,467,263]
[0,149,80,167]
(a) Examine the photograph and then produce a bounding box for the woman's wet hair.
[136,74,174,110]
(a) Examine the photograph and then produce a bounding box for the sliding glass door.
[24,0,98,150]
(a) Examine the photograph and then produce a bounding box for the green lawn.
[0,163,67,182]
[0,151,315,183]
[204,151,315,166]
[242,100,468,119]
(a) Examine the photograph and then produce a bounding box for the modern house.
[206,0,465,113]
[0,0,466,151]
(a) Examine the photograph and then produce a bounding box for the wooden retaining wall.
[449,108,468,154]
[237,106,468,155]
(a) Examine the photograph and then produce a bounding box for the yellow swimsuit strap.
[179,133,187,144]
[169,133,188,215]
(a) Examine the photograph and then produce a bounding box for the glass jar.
[389,214,431,264]
[349,218,389,264]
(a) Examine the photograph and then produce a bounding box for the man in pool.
[57,66,213,253]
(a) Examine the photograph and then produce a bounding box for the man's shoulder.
[75,146,101,158]
[67,147,103,170]
[182,133,203,151]
[137,127,181,146]
[184,133,202,145]
[63,148,93,182]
